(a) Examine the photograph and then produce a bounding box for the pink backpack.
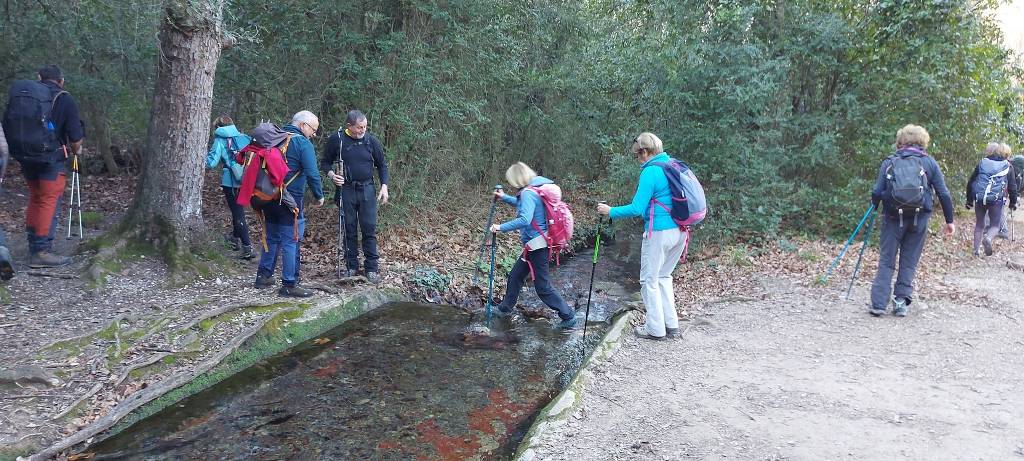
[525,184,575,262]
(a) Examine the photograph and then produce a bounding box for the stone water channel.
[85,240,639,460]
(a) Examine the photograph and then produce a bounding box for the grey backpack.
[885,152,928,213]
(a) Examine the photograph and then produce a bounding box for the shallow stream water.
[88,240,638,460]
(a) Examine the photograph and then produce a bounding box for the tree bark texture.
[129,0,226,240]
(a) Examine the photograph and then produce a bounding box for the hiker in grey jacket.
[966,142,1018,256]
[868,124,955,318]
[0,122,12,279]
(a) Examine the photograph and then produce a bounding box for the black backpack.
[884,151,928,213]
[2,80,67,163]
[1010,155,1024,195]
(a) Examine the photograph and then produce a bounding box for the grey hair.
[291,110,318,126]
[985,142,1001,155]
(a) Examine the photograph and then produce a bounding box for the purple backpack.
[651,159,708,228]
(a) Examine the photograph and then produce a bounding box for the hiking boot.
[254,274,274,289]
[982,236,994,256]
[279,285,314,298]
[869,305,887,317]
[557,316,579,331]
[893,298,908,317]
[633,326,665,340]
[0,246,14,280]
[997,230,1010,240]
[342,269,359,277]
[28,251,71,268]
[366,272,381,284]
[665,327,679,339]
[491,306,516,318]
[239,244,255,260]
[223,234,240,251]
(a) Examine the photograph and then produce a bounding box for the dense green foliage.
[2,0,1021,241]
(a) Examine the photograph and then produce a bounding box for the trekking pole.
[1011,210,1015,242]
[485,230,498,327]
[473,184,503,285]
[65,149,83,239]
[581,212,604,356]
[844,207,877,300]
[333,160,345,278]
[823,203,875,284]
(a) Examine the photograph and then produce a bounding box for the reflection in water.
[89,242,634,460]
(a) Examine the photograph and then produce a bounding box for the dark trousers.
[870,213,930,309]
[342,183,379,272]
[221,186,251,246]
[22,161,66,253]
[498,247,574,320]
[973,202,1003,252]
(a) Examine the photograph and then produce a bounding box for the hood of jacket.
[214,125,243,139]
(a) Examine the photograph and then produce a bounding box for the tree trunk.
[90,0,228,283]
[127,0,226,241]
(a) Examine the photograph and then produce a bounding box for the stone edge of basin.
[512,310,634,461]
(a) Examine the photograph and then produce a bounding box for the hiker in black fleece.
[868,124,955,318]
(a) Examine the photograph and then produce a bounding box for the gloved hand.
[965,202,973,210]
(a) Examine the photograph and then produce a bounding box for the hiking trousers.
[870,213,930,309]
[498,247,574,320]
[342,182,379,273]
[22,160,66,254]
[221,186,251,246]
[257,204,306,286]
[640,227,688,337]
[974,201,1004,252]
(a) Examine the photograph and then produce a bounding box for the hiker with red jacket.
[965,142,1017,257]
[0,122,13,279]
[252,111,325,297]
[597,133,688,340]
[490,162,578,331]
[3,65,84,268]
[869,124,955,317]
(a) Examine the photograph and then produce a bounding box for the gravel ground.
[530,236,1024,461]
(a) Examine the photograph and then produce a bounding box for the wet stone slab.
[86,302,613,460]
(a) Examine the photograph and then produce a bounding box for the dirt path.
[531,242,1024,460]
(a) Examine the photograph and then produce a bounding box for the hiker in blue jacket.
[489,162,577,330]
[597,132,688,340]
[206,115,254,259]
[869,124,955,317]
[966,142,1018,257]
[253,111,325,297]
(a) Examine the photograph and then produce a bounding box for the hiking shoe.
[491,306,515,318]
[997,231,1010,240]
[893,298,908,317]
[279,285,314,297]
[28,251,71,268]
[869,306,887,317]
[982,236,994,256]
[254,275,274,289]
[223,234,240,251]
[366,272,381,284]
[665,327,679,339]
[0,247,14,280]
[557,317,579,331]
[239,244,255,260]
[633,326,665,340]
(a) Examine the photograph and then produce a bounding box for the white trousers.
[639,227,688,336]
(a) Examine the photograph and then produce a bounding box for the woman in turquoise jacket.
[598,132,688,340]
[205,116,253,259]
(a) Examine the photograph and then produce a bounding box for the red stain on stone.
[416,419,482,461]
[311,358,344,379]
[467,388,535,438]
[377,439,402,451]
